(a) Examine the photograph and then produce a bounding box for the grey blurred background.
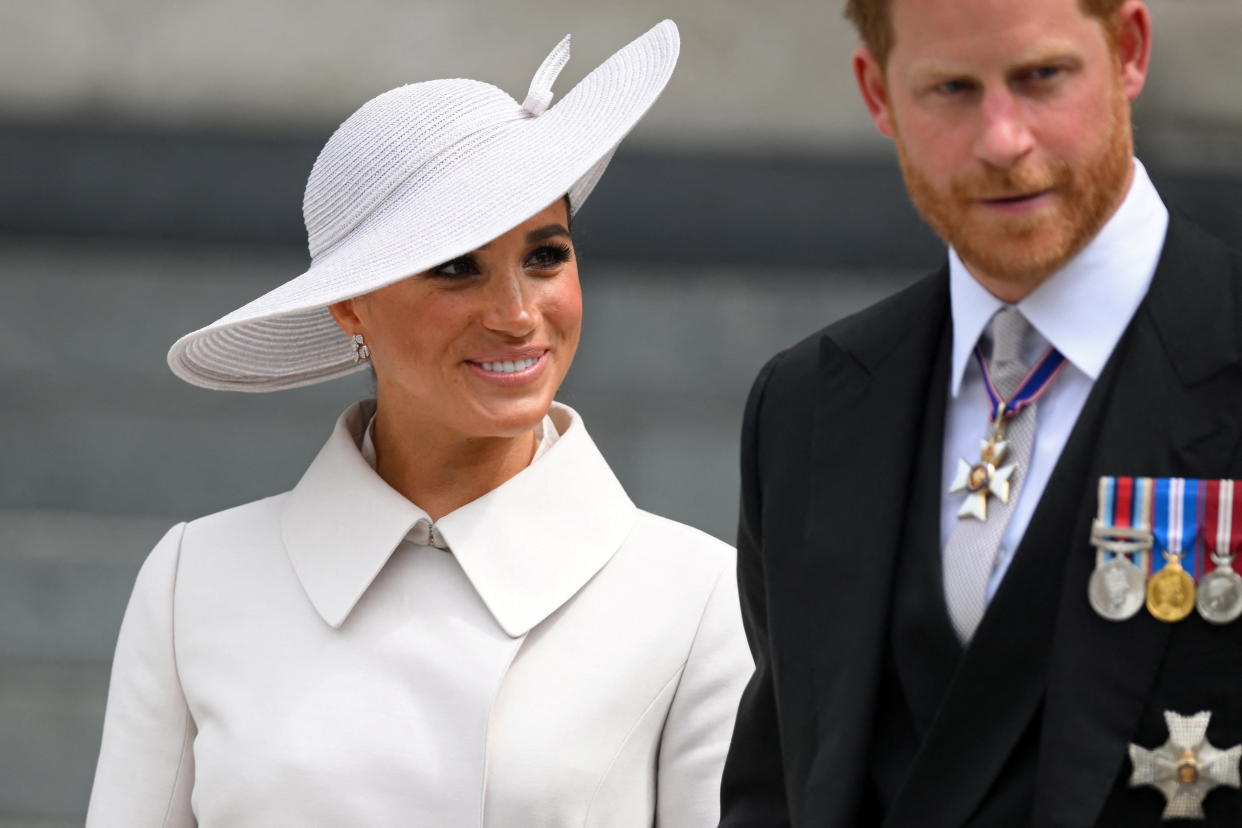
[2,0,1240,823]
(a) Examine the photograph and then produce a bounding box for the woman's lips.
[464,350,549,386]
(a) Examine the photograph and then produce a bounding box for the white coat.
[86,401,752,827]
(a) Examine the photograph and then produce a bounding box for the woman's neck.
[370,405,538,522]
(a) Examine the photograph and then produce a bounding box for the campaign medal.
[949,345,1067,521]
[1147,477,1201,624]
[1197,479,1242,624]
[1088,476,1152,622]
[1129,710,1242,820]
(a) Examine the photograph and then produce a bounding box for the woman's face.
[329,199,581,441]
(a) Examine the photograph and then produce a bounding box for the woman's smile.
[465,349,551,385]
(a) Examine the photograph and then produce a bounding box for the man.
[719,0,1242,825]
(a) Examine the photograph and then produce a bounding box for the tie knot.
[987,307,1031,397]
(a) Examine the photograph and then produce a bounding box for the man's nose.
[974,89,1035,169]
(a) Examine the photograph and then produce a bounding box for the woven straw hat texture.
[168,20,679,391]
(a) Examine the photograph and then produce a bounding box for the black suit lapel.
[889,333,964,734]
[1035,215,1242,827]
[799,272,951,822]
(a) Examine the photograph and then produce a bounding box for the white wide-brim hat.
[167,20,680,392]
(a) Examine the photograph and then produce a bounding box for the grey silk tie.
[943,307,1036,643]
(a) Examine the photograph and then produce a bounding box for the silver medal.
[1196,567,1242,624]
[1088,556,1147,621]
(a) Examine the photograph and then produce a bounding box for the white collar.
[281,400,635,636]
[949,158,1169,395]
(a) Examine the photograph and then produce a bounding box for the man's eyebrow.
[908,44,1081,78]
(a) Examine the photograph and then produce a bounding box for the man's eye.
[936,79,973,96]
[1027,66,1061,81]
[430,256,478,278]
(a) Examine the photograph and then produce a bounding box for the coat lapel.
[883,215,1242,827]
[438,404,636,638]
[800,272,951,821]
[282,401,636,636]
[282,400,428,628]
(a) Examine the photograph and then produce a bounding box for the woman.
[86,20,751,827]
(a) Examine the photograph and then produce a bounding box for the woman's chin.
[463,398,555,440]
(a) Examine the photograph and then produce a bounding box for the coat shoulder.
[749,268,948,424]
[183,492,288,540]
[779,268,947,371]
[613,512,737,615]
[176,493,291,572]
[627,510,735,578]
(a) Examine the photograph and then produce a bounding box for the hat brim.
[168,20,679,392]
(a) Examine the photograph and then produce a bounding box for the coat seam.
[582,665,685,826]
[478,635,527,828]
[160,521,192,827]
[160,713,195,827]
[582,561,729,825]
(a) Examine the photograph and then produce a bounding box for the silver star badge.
[1129,710,1242,820]
[949,438,1016,521]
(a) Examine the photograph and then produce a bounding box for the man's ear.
[1113,0,1152,102]
[853,44,896,138]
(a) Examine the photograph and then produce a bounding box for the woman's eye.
[430,256,478,278]
[527,243,573,269]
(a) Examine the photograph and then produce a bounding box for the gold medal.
[1146,556,1196,623]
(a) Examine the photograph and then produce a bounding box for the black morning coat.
[719,214,1242,827]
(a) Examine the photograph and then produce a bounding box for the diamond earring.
[352,333,371,362]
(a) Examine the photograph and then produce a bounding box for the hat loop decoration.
[521,34,571,116]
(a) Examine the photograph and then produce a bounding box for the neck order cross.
[949,321,1068,522]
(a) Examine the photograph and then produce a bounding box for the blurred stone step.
[0,662,109,821]
[0,817,83,828]
[0,511,170,663]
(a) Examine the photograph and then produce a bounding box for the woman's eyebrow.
[475,223,571,251]
[527,224,571,243]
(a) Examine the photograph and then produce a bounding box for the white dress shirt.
[940,159,1169,601]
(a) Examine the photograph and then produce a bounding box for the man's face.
[854,0,1151,292]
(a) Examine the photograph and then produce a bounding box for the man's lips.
[978,189,1054,213]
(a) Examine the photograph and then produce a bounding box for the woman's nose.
[480,268,537,336]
